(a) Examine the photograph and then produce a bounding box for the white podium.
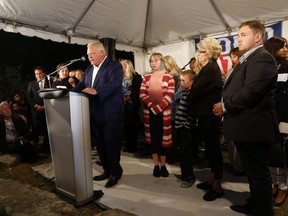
[41,89,94,206]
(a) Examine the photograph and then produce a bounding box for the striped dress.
[139,72,175,147]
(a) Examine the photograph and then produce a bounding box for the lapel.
[34,80,40,91]
[86,66,93,87]
[224,47,264,88]
[92,58,109,87]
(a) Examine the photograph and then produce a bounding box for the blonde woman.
[140,53,175,177]
[187,37,223,201]
[163,55,182,91]
[120,59,142,153]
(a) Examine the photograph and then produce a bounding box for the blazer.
[74,58,124,123]
[27,77,52,108]
[187,60,223,116]
[222,47,279,142]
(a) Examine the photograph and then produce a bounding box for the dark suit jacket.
[74,58,124,123]
[27,78,52,108]
[223,47,279,142]
[187,60,223,116]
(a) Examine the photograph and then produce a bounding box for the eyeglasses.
[197,50,206,54]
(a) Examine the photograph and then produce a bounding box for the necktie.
[39,80,44,89]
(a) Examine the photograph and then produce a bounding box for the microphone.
[70,56,86,63]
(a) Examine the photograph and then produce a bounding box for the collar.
[93,56,107,69]
[239,45,263,64]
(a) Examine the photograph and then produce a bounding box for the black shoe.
[230,203,253,214]
[105,176,120,188]
[203,189,223,201]
[93,190,104,201]
[196,181,212,190]
[153,165,161,177]
[161,165,169,177]
[93,172,110,181]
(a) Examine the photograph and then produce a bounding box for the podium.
[40,89,94,206]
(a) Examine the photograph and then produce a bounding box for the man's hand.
[36,105,44,111]
[213,102,224,117]
[82,87,97,95]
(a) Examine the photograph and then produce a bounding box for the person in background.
[0,101,36,161]
[120,59,142,153]
[11,93,31,127]
[187,37,223,201]
[140,53,175,178]
[181,57,196,70]
[189,57,196,70]
[74,41,124,188]
[224,47,245,176]
[52,64,78,89]
[74,69,84,81]
[163,55,182,163]
[213,20,278,216]
[27,66,51,151]
[163,55,182,92]
[264,36,288,206]
[174,69,197,188]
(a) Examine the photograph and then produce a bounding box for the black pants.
[123,103,139,151]
[93,119,123,178]
[197,115,223,179]
[235,141,273,216]
[149,112,166,155]
[175,127,195,179]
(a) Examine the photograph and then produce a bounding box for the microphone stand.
[37,61,75,88]
[181,59,194,70]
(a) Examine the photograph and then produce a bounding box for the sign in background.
[195,22,282,74]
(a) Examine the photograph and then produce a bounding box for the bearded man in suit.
[213,20,279,216]
[74,41,124,188]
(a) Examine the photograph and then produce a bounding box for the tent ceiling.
[0,0,288,48]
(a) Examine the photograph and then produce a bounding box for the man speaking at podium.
[74,41,124,188]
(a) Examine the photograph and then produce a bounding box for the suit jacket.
[187,60,223,116]
[27,77,52,108]
[74,58,124,123]
[223,47,279,142]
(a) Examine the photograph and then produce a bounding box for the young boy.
[174,69,197,188]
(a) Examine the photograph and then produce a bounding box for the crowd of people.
[1,64,84,160]
[1,19,288,215]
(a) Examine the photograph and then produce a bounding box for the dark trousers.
[31,110,49,149]
[235,141,273,216]
[123,103,139,151]
[198,115,223,179]
[149,112,166,155]
[176,127,195,179]
[93,119,123,178]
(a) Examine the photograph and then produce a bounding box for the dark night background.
[0,30,133,101]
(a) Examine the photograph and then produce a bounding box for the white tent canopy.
[1,0,288,73]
